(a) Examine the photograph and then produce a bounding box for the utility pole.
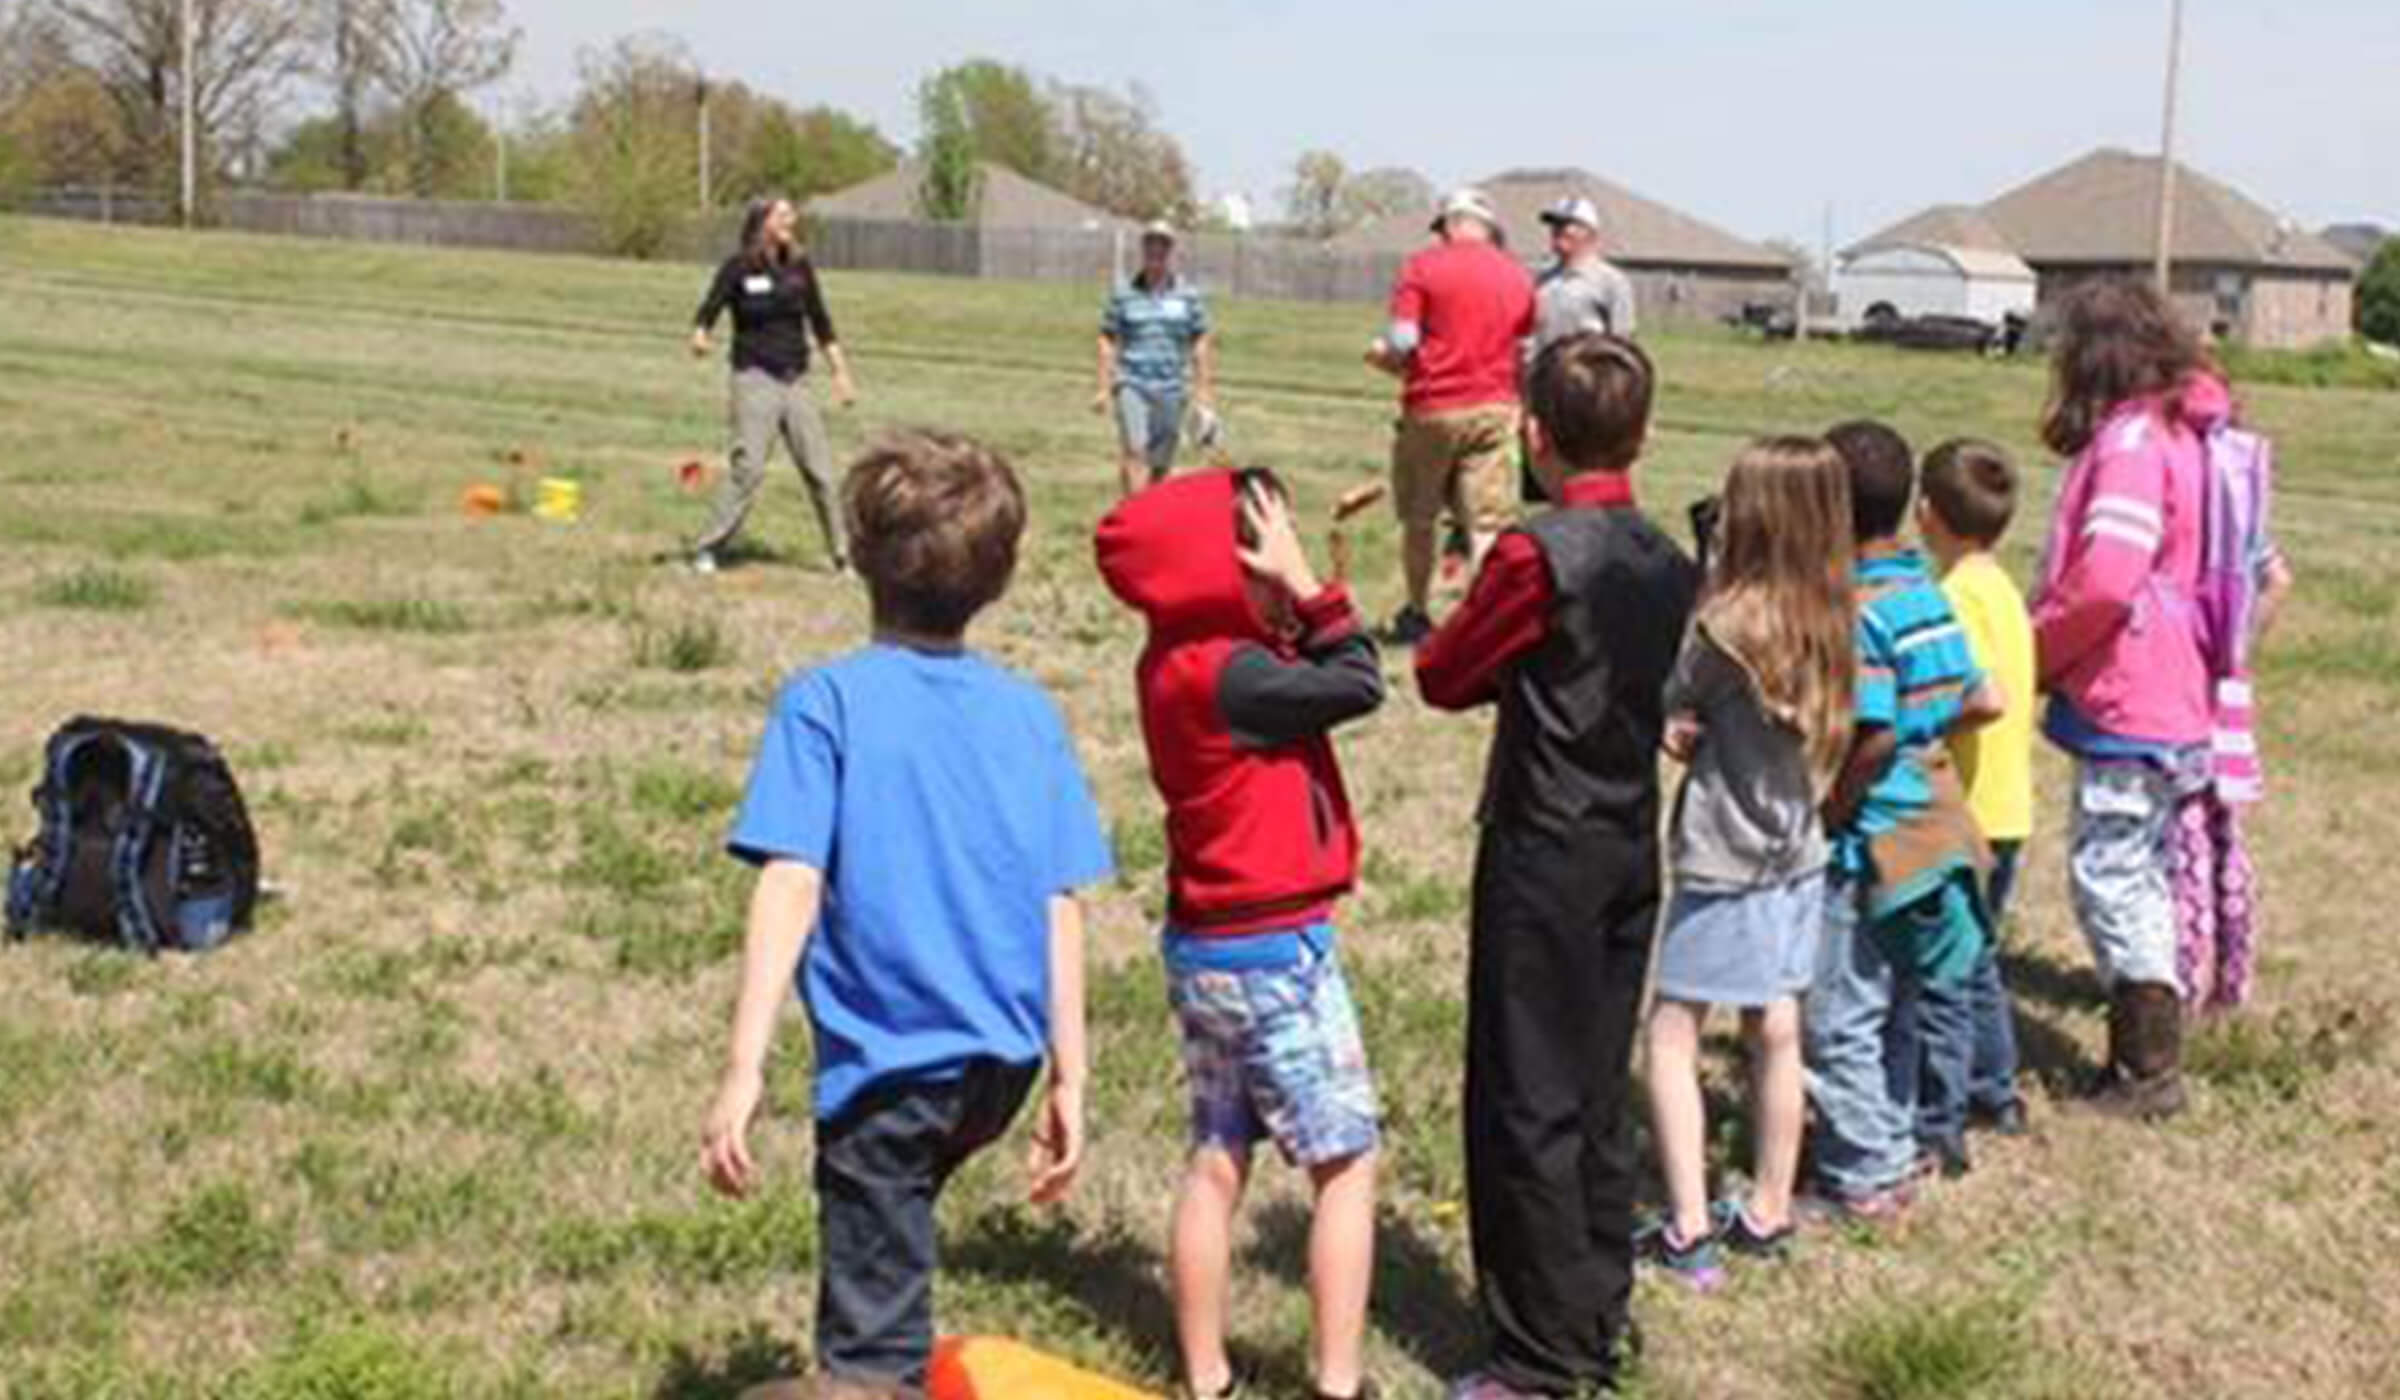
[2153,0,2186,293]
[179,0,196,227]
[695,75,712,212]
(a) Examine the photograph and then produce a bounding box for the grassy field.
[2,213,2398,1400]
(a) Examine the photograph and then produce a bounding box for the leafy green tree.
[914,72,978,221]
[2359,238,2400,347]
[927,58,1051,179]
[564,32,697,256]
[736,104,895,203]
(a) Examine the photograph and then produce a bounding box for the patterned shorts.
[1164,935,1381,1167]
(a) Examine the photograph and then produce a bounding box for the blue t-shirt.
[728,643,1115,1121]
[1839,546,1985,876]
[1102,276,1209,393]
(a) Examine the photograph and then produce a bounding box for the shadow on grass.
[1999,946,2106,1014]
[2010,1007,2099,1095]
[1248,1198,1483,1382]
[652,1321,807,1400]
[947,1207,1181,1381]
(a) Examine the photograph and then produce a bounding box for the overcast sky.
[497,0,2398,247]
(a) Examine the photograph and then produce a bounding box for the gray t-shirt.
[1532,257,1638,355]
[1665,627,1827,891]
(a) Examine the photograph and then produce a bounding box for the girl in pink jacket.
[2030,277,2216,1121]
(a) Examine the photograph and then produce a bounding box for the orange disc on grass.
[926,1336,1160,1400]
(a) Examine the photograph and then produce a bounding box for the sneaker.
[1179,1372,1247,1400]
[689,550,719,576]
[1709,1197,1795,1259]
[1916,1137,1973,1180]
[1794,1179,1915,1230]
[1635,1215,1726,1292]
[1385,605,1435,646]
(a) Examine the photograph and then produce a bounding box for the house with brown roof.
[1855,149,2356,348]
[1332,167,1794,325]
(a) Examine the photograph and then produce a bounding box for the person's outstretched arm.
[1415,533,1552,710]
[701,859,821,1199]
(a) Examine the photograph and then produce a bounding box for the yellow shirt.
[1941,552,2036,842]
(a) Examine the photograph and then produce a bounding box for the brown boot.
[2087,981,2187,1121]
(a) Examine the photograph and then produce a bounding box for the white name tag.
[742,275,774,295]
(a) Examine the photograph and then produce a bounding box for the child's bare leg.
[1742,998,1804,1231]
[1171,1145,1251,1394]
[1643,998,1712,1241]
[1306,1150,1377,1398]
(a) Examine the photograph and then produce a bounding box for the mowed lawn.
[2,213,2398,1400]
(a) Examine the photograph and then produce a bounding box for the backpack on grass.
[5,718,259,953]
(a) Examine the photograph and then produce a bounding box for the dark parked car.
[1854,304,2030,356]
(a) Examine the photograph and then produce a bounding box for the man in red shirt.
[1366,189,1536,643]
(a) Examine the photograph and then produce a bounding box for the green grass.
[1814,1295,2029,1400]
[32,564,156,610]
[295,597,473,634]
[3,213,2398,1399]
[633,616,735,671]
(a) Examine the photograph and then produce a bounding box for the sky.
[498,0,2399,249]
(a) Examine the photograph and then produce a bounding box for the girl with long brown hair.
[2030,276,2230,1119]
[1639,436,1854,1287]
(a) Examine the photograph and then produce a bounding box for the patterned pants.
[2173,794,2257,1012]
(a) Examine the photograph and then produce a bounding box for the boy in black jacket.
[1417,334,1699,1398]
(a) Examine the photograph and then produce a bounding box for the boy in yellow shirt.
[1917,439,2035,1138]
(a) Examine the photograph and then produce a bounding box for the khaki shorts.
[1391,404,1519,534]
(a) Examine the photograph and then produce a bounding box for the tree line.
[0,3,1444,254]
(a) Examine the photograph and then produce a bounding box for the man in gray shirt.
[1533,195,1637,351]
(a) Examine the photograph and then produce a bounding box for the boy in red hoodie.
[1417,333,1697,1399]
[1097,468,1386,1400]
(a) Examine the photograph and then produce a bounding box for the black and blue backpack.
[6,718,260,953]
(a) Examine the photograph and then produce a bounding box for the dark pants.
[813,1058,1038,1388]
[1895,843,2025,1147]
[1464,821,1656,1395]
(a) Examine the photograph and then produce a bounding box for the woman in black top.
[688,196,859,573]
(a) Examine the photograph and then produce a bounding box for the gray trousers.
[694,368,845,564]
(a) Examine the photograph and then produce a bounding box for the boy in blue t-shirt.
[1806,422,2002,1219]
[700,430,1115,1395]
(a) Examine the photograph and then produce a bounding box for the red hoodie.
[1094,471,1384,935]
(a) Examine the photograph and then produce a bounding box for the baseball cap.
[1538,196,1602,233]
[1139,219,1178,243]
[1428,188,1501,234]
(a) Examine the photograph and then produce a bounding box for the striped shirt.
[1840,543,1984,873]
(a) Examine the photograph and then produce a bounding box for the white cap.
[1538,196,1603,233]
[1140,219,1178,243]
[1429,188,1502,234]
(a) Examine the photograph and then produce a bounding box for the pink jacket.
[2032,377,2229,747]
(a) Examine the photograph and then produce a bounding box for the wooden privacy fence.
[4,188,1779,319]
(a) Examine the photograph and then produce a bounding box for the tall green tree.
[735,103,894,203]
[563,32,696,256]
[2359,238,2400,347]
[924,58,1050,179]
[913,70,977,221]
[1283,148,1346,238]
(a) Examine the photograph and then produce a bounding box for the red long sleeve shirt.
[1415,472,1639,709]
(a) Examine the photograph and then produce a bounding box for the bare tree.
[1283,149,1345,238]
[355,0,514,195]
[1338,166,1434,230]
[1046,80,1192,223]
[49,0,312,201]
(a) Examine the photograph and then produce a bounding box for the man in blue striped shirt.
[1806,422,2004,1217]
[1096,222,1217,497]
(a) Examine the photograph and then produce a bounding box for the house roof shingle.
[1854,149,2354,274]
